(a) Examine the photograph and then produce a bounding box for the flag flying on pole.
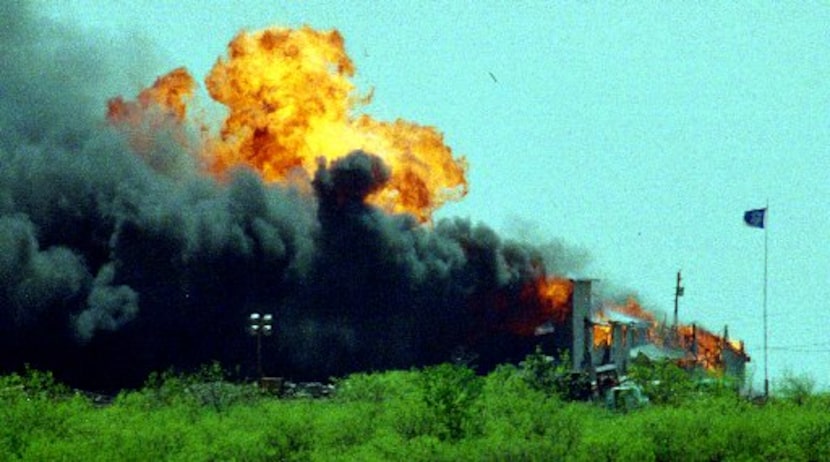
[744,208,766,229]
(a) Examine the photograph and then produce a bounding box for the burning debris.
[0,3,746,390]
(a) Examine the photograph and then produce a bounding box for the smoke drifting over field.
[1,3,588,389]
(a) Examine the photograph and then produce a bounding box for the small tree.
[775,370,816,405]
[518,346,558,392]
[419,363,482,441]
[519,346,585,400]
[628,358,695,406]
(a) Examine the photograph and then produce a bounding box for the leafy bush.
[418,363,482,441]
[628,359,696,406]
[334,369,420,403]
[2,364,830,460]
[0,366,71,401]
[775,370,816,405]
[129,362,260,412]
[518,346,566,395]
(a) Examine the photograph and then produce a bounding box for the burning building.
[543,279,750,381]
[0,5,748,390]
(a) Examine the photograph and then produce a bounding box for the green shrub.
[628,359,695,406]
[334,369,420,403]
[419,363,483,441]
[0,368,89,459]
[517,346,560,392]
[3,365,830,461]
[129,362,261,412]
[775,370,816,405]
[576,418,657,462]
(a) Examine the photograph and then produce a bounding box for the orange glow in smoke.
[502,277,573,336]
[108,27,466,222]
[107,68,197,157]
[534,277,573,324]
[107,67,195,124]
[610,298,656,324]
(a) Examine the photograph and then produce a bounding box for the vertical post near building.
[691,323,697,363]
[673,270,684,330]
[571,279,594,372]
[763,199,769,398]
[248,313,273,379]
[743,203,769,398]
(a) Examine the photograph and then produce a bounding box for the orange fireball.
[108,26,467,222]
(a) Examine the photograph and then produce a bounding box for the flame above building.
[100,22,751,381]
[0,5,749,390]
[507,277,572,336]
[107,26,467,222]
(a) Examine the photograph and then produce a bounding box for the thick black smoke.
[0,3,576,389]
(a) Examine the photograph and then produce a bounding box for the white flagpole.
[763,200,769,398]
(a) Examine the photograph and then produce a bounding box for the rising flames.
[107,26,466,222]
[531,277,747,373]
[106,24,746,374]
[507,277,573,336]
[533,277,573,324]
[676,325,747,372]
[591,300,747,373]
[107,67,197,157]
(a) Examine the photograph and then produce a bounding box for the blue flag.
[744,208,766,229]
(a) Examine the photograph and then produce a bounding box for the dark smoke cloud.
[0,215,88,328]
[503,216,593,277]
[1,3,584,389]
[74,263,138,341]
[1,2,107,151]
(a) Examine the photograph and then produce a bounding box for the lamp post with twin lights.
[247,313,273,379]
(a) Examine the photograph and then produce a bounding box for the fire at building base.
[533,279,749,386]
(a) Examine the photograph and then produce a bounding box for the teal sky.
[48,1,830,390]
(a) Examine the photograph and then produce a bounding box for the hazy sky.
[45,1,829,389]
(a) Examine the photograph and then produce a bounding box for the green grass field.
[2,361,829,461]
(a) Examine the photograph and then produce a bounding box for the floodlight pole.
[256,326,263,378]
[248,313,273,379]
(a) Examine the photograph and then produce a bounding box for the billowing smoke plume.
[0,3,584,389]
